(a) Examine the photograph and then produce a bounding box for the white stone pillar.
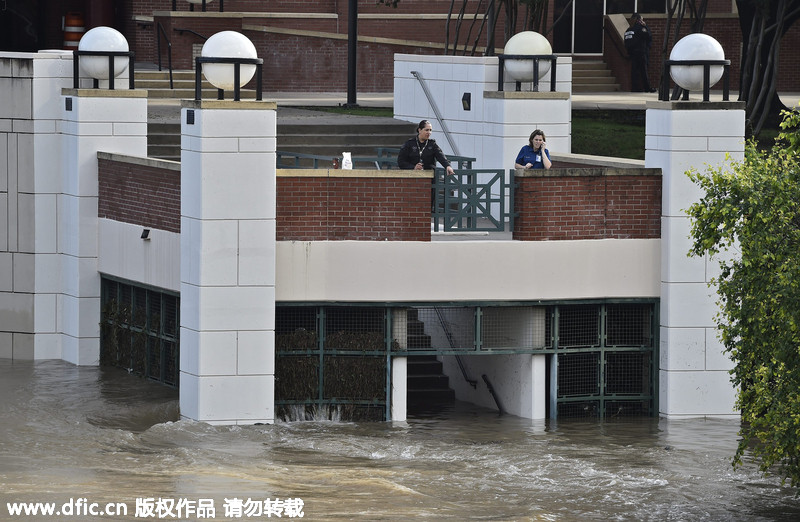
[482,91,571,170]
[530,354,547,419]
[0,51,74,360]
[60,88,148,365]
[646,100,745,418]
[391,308,408,422]
[179,99,277,425]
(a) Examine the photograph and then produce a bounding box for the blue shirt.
[516,145,550,169]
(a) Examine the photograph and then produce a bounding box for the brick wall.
[98,154,181,233]
[276,171,432,241]
[129,1,518,91]
[96,158,660,242]
[513,168,662,241]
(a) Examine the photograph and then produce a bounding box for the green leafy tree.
[736,0,800,135]
[687,107,800,489]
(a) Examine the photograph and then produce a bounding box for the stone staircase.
[572,58,621,92]
[405,309,456,410]
[138,69,414,163]
[148,120,181,162]
[136,69,261,100]
[276,117,414,161]
[407,356,456,409]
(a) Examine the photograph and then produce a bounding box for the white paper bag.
[342,152,353,170]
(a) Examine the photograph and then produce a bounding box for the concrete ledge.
[61,88,148,98]
[244,25,449,51]
[515,166,660,178]
[277,168,432,179]
[98,151,180,170]
[484,90,569,100]
[646,100,746,110]
[181,99,277,110]
[153,11,477,20]
[551,152,646,169]
[154,11,337,19]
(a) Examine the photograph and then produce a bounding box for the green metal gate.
[553,302,658,419]
[432,168,515,232]
[274,306,393,422]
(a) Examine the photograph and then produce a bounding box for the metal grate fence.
[275,306,390,422]
[100,277,180,387]
[276,301,657,421]
[555,302,657,419]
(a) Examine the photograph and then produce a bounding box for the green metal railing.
[433,168,515,232]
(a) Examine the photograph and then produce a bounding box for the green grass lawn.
[572,110,646,159]
[304,105,775,160]
[306,105,648,159]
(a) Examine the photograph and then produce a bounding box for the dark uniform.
[397,137,451,171]
[624,14,654,92]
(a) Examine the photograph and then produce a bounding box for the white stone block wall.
[179,100,277,425]
[0,51,94,360]
[647,101,745,418]
[97,219,181,294]
[60,89,148,365]
[394,54,572,170]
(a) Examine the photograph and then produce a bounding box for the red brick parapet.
[98,153,181,233]
[277,169,433,241]
[513,167,662,241]
[96,158,660,243]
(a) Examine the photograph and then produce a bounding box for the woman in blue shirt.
[515,129,552,169]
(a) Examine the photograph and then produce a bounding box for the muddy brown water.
[1,359,798,521]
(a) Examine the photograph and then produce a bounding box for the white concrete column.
[59,88,148,365]
[482,91,571,170]
[0,51,75,360]
[391,308,408,422]
[179,99,277,425]
[646,100,745,418]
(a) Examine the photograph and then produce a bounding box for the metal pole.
[346,0,358,107]
[486,0,495,55]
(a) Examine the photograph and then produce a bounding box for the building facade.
[2,0,799,94]
[1,47,743,423]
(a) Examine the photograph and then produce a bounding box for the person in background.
[515,129,552,170]
[397,119,456,175]
[624,13,656,93]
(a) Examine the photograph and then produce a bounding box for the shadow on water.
[1,359,798,521]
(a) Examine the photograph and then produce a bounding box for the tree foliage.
[687,108,800,489]
[736,0,800,135]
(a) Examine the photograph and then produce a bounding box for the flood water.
[1,359,798,521]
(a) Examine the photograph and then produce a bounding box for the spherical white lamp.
[503,31,553,82]
[669,33,725,92]
[200,31,258,91]
[77,26,129,80]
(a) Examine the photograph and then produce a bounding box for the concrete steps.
[139,69,414,162]
[148,122,181,162]
[146,116,415,163]
[277,120,415,159]
[407,355,456,407]
[135,69,260,100]
[572,59,621,92]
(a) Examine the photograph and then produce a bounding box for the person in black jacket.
[397,120,455,175]
[624,13,655,93]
